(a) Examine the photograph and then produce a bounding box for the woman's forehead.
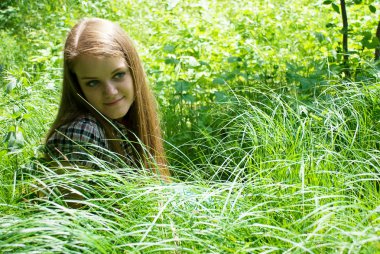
[74,55,128,78]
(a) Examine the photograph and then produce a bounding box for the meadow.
[0,0,379,253]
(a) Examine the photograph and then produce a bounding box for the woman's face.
[74,55,135,121]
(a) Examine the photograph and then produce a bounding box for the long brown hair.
[46,18,170,180]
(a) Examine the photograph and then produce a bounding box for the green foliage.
[321,0,379,77]
[0,0,379,252]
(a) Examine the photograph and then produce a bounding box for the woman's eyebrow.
[80,67,127,80]
[81,76,98,80]
[111,67,126,75]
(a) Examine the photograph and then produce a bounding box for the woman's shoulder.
[48,114,106,144]
[45,114,110,168]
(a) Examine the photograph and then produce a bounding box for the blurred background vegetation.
[1,0,378,165]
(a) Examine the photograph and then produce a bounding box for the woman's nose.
[104,81,118,95]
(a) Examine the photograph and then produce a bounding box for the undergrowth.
[1,82,379,253]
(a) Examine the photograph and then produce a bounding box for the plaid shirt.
[45,114,134,168]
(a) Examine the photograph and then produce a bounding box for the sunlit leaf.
[238,75,247,83]
[167,0,180,10]
[46,82,56,90]
[163,44,175,53]
[5,76,17,93]
[331,3,340,14]
[187,56,200,67]
[5,130,25,151]
[369,5,376,13]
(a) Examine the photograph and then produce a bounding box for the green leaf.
[362,37,380,49]
[174,80,190,93]
[227,56,242,63]
[214,91,228,102]
[187,56,200,67]
[323,0,332,4]
[6,76,17,93]
[361,31,372,40]
[15,131,25,147]
[314,32,325,42]
[212,77,225,85]
[353,0,362,4]
[167,0,180,10]
[199,60,211,69]
[332,3,340,14]
[3,131,12,144]
[5,130,25,151]
[163,44,175,53]
[326,22,336,28]
[22,113,32,120]
[369,5,376,13]
[183,94,196,103]
[299,77,316,91]
[165,57,179,65]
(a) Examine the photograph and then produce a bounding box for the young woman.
[45,18,170,181]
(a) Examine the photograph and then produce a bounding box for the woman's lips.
[104,97,124,106]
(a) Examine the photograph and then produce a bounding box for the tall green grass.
[1,82,379,253]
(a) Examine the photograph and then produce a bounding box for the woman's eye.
[86,80,99,87]
[114,72,126,80]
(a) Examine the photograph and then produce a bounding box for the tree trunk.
[340,0,350,77]
[375,21,380,61]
